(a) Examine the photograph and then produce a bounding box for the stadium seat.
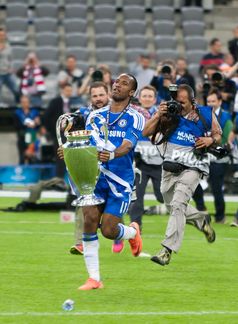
[186,50,206,65]
[122,0,145,6]
[35,3,59,18]
[94,19,117,35]
[95,34,118,48]
[95,48,120,62]
[66,47,90,61]
[12,46,29,61]
[123,20,146,35]
[35,32,59,47]
[64,18,87,34]
[34,18,58,33]
[184,36,207,51]
[40,60,59,75]
[153,20,175,36]
[36,46,59,61]
[65,33,88,48]
[151,0,173,6]
[181,6,204,22]
[123,5,145,20]
[94,0,117,5]
[6,2,28,18]
[94,5,116,19]
[125,35,148,49]
[156,49,179,61]
[64,4,88,19]
[154,35,177,50]
[5,18,28,44]
[152,6,174,21]
[125,48,146,63]
[182,21,205,36]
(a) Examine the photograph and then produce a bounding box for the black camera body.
[91,70,103,82]
[161,64,172,80]
[194,144,231,160]
[167,84,182,116]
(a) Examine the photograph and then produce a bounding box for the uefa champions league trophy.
[56,113,107,207]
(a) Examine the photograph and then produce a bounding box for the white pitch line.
[0,311,238,316]
[0,230,238,241]
[0,190,238,202]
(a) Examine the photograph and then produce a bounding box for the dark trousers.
[128,164,163,228]
[193,184,206,211]
[209,162,226,222]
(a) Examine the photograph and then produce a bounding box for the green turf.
[0,197,238,324]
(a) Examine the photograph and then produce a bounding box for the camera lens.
[211,72,223,82]
[161,65,171,74]
[91,70,103,82]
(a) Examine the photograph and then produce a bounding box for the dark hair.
[178,84,195,103]
[89,81,108,94]
[139,85,157,97]
[204,64,220,73]
[66,54,77,61]
[210,38,220,46]
[127,73,138,92]
[207,88,222,100]
[63,82,73,88]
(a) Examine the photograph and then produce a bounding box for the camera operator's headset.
[181,84,213,135]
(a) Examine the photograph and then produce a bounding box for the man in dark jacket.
[42,83,73,177]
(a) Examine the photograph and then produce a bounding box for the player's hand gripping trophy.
[56,113,108,206]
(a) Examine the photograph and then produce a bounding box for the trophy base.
[71,194,105,207]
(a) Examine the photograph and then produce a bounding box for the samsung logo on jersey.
[100,130,126,138]
[109,130,126,137]
[177,131,195,143]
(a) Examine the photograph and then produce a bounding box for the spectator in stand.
[151,59,188,104]
[199,38,224,73]
[0,27,19,104]
[176,57,196,94]
[15,95,41,164]
[58,55,85,106]
[228,25,238,62]
[129,54,155,92]
[16,52,49,108]
[42,83,73,178]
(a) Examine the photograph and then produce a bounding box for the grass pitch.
[0,197,237,324]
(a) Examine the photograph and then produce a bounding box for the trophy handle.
[89,114,108,145]
[56,113,74,146]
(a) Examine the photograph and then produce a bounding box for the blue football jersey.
[86,104,145,187]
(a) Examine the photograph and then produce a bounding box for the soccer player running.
[77,74,145,290]
[70,81,124,255]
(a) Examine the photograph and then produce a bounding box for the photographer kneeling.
[143,84,222,266]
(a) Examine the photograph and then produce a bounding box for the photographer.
[150,60,188,104]
[143,84,221,266]
[207,89,233,223]
[201,64,236,114]
[58,55,85,106]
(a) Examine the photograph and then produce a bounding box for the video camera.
[167,84,182,116]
